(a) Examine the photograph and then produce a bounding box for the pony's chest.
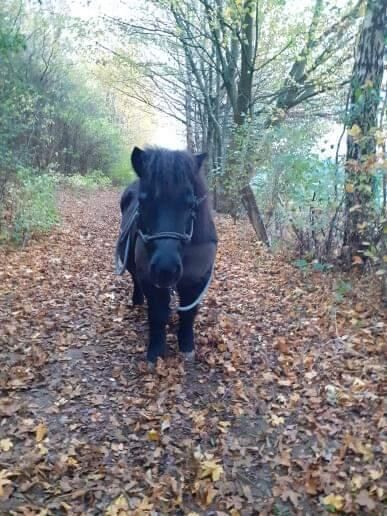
[181,242,216,281]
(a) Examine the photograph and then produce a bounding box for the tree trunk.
[241,184,270,246]
[343,0,386,266]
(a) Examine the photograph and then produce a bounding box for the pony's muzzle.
[149,251,182,288]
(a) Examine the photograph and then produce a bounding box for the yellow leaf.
[347,124,362,140]
[217,421,231,433]
[351,474,365,490]
[199,459,224,482]
[369,469,383,480]
[345,183,354,193]
[363,79,373,88]
[147,429,160,442]
[322,493,344,510]
[135,496,153,513]
[352,378,366,392]
[105,494,129,516]
[67,457,79,467]
[35,422,48,442]
[270,414,284,426]
[0,438,13,452]
[0,469,14,497]
[37,443,48,456]
[375,130,385,146]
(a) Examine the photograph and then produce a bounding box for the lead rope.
[170,261,215,312]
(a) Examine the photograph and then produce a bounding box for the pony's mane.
[141,147,207,198]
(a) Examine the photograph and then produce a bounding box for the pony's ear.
[194,153,207,172]
[131,146,145,177]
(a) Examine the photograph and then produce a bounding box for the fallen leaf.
[105,494,129,515]
[369,469,383,480]
[270,414,284,426]
[35,422,48,442]
[0,438,13,452]
[147,429,160,442]
[356,490,376,510]
[322,493,344,511]
[199,458,224,482]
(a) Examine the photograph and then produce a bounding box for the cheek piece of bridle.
[137,195,207,245]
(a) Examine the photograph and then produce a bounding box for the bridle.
[137,195,207,245]
[114,193,214,312]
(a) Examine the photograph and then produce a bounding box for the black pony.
[115,147,217,363]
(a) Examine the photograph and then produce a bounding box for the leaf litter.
[0,189,385,514]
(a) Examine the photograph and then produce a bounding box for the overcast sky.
[64,0,348,152]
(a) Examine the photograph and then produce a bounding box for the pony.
[115,147,217,363]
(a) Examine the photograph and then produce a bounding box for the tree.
[343,0,386,267]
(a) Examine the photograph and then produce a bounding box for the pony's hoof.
[182,351,195,362]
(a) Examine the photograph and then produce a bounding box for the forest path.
[0,189,385,515]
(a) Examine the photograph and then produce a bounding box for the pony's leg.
[177,282,205,358]
[131,274,144,306]
[142,284,170,362]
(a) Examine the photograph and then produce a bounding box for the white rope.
[175,262,215,312]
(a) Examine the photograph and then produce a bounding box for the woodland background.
[1,0,386,292]
[0,1,386,513]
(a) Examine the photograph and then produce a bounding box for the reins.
[114,194,214,312]
[114,204,139,276]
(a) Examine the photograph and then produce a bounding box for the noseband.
[137,195,206,245]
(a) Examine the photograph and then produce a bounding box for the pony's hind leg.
[143,284,170,363]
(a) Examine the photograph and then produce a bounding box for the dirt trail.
[0,189,385,515]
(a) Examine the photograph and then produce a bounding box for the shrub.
[63,170,112,190]
[6,168,59,243]
[108,149,134,186]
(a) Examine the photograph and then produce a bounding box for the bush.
[5,168,59,243]
[108,149,134,186]
[63,170,112,190]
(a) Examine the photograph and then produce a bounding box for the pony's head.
[131,146,207,288]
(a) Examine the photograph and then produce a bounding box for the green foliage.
[333,279,352,303]
[0,0,133,186]
[108,148,135,186]
[251,120,344,259]
[293,258,308,270]
[0,0,143,245]
[63,171,112,190]
[7,169,59,243]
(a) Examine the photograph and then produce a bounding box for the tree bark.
[343,0,386,266]
[241,184,270,245]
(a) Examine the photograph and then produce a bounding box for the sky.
[64,0,349,154]
[66,0,186,148]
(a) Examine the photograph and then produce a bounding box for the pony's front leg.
[131,275,144,306]
[177,282,205,359]
[143,284,170,363]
